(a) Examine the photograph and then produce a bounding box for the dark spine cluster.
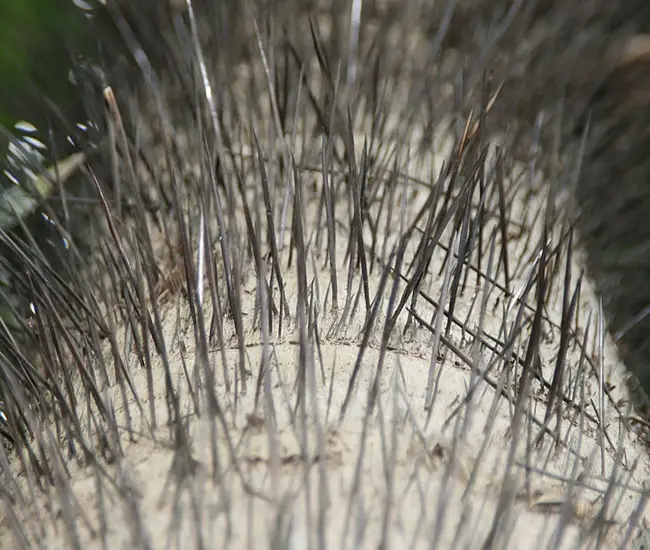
[0,1,649,549]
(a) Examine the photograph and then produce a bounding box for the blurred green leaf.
[0,0,100,131]
[0,151,88,230]
[0,1,105,333]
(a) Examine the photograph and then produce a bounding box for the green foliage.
[0,1,108,224]
[0,1,105,330]
[0,0,99,131]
